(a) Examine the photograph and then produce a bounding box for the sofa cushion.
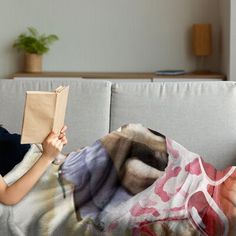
[0,78,111,152]
[110,81,236,169]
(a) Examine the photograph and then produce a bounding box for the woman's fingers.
[55,138,64,151]
[58,125,67,139]
[61,125,67,132]
[60,125,67,134]
[43,131,57,144]
[45,125,68,148]
[61,136,68,145]
[59,133,67,144]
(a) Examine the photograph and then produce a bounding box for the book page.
[53,86,69,135]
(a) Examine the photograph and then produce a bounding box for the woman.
[0,125,67,205]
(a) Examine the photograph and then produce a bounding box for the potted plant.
[13,27,59,72]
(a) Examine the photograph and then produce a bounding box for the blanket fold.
[61,123,236,236]
[2,123,236,236]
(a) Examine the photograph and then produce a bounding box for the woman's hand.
[0,126,68,205]
[58,125,67,141]
[42,126,68,162]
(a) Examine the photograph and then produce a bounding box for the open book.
[21,86,69,144]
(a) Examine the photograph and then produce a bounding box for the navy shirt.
[0,127,30,176]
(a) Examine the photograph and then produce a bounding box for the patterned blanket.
[61,124,236,236]
[1,124,235,236]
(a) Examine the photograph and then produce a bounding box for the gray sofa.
[1,78,236,170]
[1,78,236,235]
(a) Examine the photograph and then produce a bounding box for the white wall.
[219,0,230,79]
[0,0,220,79]
[230,0,236,81]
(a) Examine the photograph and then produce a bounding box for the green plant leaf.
[27,27,39,38]
[13,27,59,54]
[45,35,59,45]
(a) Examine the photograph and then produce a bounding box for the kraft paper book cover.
[21,86,69,144]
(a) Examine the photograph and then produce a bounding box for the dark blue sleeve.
[0,127,31,176]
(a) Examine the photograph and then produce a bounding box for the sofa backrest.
[1,79,236,169]
[0,78,111,152]
[110,81,236,169]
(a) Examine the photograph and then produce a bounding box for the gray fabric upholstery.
[0,79,111,152]
[110,81,236,169]
[1,79,236,169]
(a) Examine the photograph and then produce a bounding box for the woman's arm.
[0,128,67,205]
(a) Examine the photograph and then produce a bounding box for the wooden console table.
[12,71,226,81]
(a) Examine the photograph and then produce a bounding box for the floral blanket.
[61,123,236,236]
